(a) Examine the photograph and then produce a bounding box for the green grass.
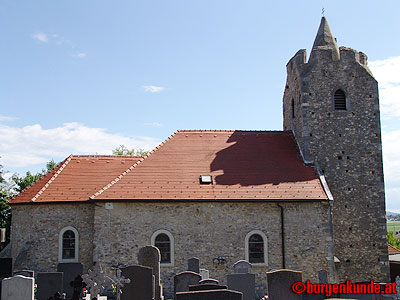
[387,221,400,232]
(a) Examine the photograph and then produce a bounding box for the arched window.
[151,229,174,266]
[334,89,347,110]
[245,230,268,265]
[58,226,79,262]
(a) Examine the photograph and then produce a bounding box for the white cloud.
[369,57,400,119]
[142,85,165,93]
[0,115,16,122]
[382,129,400,182]
[31,32,48,43]
[75,52,86,58]
[144,122,163,127]
[0,122,161,168]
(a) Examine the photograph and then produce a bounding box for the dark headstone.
[46,292,63,300]
[199,279,219,285]
[70,275,86,300]
[176,289,242,300]
[174,271,201,298]
[13,270,35,278]
[266,269,302,300]
[233,260,251,274]
[189,284,227,291]
[227,273,256,300]
[57,263,83,298]
[0,258,12,278]
[37,272,64,300]
[121,265,153,300]
[138,246,163,300]
[188,257,200,274]
[318,270,328,284]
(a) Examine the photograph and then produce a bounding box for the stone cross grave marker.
[82,263,112,300]
[138,245,163,300]
[1,275,35,300]
[233,260,252,274]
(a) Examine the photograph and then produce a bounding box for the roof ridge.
[90,130,180,200]
[177,129,286,133]
[71,155,143,159]
[10,158,67,202]
[30,155,73,202]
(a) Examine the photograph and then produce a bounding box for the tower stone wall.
[283,17,389,282]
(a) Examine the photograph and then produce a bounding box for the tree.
[388,231,400,249]
[112,145,149,156]
[0,159,58,250]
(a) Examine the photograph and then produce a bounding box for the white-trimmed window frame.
[151,229,174,267]
[245,230,268,266]
[58,226,79,263]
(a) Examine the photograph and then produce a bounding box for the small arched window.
[151,229,174,266]
[334,89,347,110]
[59,226,79,262]
[245,230,268,265]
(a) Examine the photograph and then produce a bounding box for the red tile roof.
[10,155,142,204]
[388,244,400,255]
[92,130,328,201]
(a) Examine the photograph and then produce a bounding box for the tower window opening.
[334,89,347,110]
[291,99,295,118]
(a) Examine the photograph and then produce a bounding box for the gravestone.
[233,260,251,274]
[0,258,12,279]
[189,284,227,291]
[318,270,328,284]
[1,275,34,300]
[13,270,34,278]
[121,265,153,300]
[174,271,201,298]
[188,257,200,274]
[138,246,163,300]
[227,273,256,300]
[176,289,242,300]
[57,262,83,298]
[266,269,302,300]
[70,275,86,300]
[36,272,64,300]
[199,269,209,280]
[199,279,219,285]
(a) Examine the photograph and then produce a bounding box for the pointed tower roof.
[310,17,340,61]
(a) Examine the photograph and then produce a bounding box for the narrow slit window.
[291,98,295,118]
[334,89,347,110]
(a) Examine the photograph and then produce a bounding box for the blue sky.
[1,1,400,211]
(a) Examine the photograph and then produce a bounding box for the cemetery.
[0,14,393,300]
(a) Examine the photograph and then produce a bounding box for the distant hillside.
[387,211,400,216]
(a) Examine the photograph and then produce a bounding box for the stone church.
[7,17,389,296]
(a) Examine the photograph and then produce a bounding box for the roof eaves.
[90,130,180,200]
[30,155,73,203]
[317,170,333,201]
[9,158,67,203]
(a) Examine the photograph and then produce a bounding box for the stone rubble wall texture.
[10,204,94,273]
[283,46,389,282]
[93,201,334,298]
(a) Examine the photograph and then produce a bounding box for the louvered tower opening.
[334,89,347,110]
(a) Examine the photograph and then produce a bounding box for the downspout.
[277,203,285,269]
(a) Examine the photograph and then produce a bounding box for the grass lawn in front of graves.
[387,221,400,232]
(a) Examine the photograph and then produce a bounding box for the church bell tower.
[283,17,389,282]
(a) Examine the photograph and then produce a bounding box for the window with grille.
[59,226,79,262]
[155,233,171,264]
[334,89,347,110]
[248,234,264,263]
[62,230,76,259]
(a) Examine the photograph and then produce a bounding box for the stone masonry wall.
[283,47,389,282]
[10,203,95,273]
[93,201,334,298]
